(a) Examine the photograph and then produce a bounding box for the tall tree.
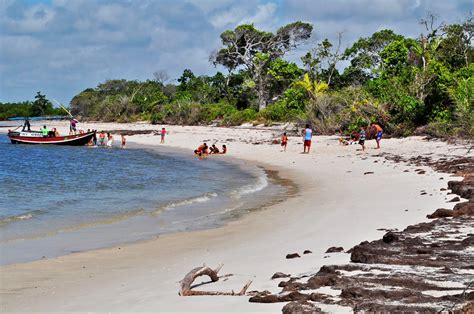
[302,33,343,86]
[212,22,313,110]
[344,29,403,81]
[31,91,53,116]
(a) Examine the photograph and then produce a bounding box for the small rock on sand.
[286,253,301,259]
[325,247,344,253]
[271,272,290,280]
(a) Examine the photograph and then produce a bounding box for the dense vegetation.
[2,15,472,138]
[0,92,64,120]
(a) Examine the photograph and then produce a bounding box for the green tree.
[343,29,403,83]
[212,22,313,110]
[31,91,53,116]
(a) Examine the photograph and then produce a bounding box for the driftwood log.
[179,264,252,296]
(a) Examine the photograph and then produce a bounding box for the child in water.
[121,134,126,149]
[106,133,113,147]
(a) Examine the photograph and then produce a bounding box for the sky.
[0,0,471,105]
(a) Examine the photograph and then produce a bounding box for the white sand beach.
[1,122,471,313]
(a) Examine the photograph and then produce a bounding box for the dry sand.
[1,121,471,313]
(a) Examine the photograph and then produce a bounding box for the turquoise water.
[0,134,282,265]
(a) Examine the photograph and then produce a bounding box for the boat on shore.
[8,130,95,146]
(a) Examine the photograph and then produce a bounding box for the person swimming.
[210,144,220,154]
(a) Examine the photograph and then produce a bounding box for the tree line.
[2,14,472,138]
[0,92,64,120]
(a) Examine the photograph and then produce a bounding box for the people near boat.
[359,126,366,151]
[161,127,166,144]
[99,131,106,146]
[281,132,288,152]
[371,123,383,149]
[92,131,97,146]
[221,144,227,154]
[121,134,126,149]
[54,128,60,137]
[69,118,78,135]
[209,144,220,154]
[302,124,313,154]
[106,133,113,147]
[22,118,31,131]
[41,125,49,137]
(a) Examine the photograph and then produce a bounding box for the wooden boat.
[8,130,95,146]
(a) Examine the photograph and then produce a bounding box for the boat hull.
[8,131,95,146]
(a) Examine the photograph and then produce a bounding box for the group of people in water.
[87,131,126,148]
[194,142,227,158]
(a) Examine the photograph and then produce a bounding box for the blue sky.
[0,0,471,105]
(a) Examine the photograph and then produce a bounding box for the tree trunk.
[257,78,267,111]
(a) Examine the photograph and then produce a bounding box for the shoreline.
[1,122,472,312]
[0,138,295,266]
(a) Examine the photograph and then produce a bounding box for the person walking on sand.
[359,126,366,152]
[161,127,166,144]
[371,123,383,149]
[302,124,313,154]
[281,132,288,152]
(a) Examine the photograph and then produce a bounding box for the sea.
[0,132,291,265]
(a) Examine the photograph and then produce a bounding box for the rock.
[272,139,281,145]
[448,196,460,202]
[427,208,454,219]
[271,272,290,280]
[303,250,312,254]
[382,232,399,244]
[282,301,322,314]
[364,172,374,175]
[286,253,301,259]
[249,291,308,303]
[325,247,344,253]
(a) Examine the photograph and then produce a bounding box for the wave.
[152,192,218,214]
[230,170,268,199]
[0,209,46,226]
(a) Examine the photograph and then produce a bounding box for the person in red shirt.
[281,132,288,152]
[161,127,166,143]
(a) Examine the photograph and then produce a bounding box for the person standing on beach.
[281,132,288,152]
[371,123,383,149]
[161,127,166,144]
[359,126,366,151]
[302,124,313,154]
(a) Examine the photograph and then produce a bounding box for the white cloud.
[0,0,470,104]
[6,4,56,33]
[239,3,278,29]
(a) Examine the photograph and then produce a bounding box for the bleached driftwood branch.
[179,263,252,296]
